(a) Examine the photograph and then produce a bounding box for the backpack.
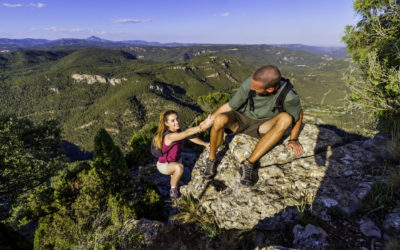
[150,131,176,158]
[238,77,294,113]
[272,77,294,113]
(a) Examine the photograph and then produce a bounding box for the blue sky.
[0,0,358,46]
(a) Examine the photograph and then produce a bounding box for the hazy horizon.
[0,36,349,48]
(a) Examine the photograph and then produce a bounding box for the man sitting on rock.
[204,65,304,186]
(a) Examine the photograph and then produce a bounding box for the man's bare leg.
[239,112,292,186]
[204,112,238,179]
[209,112,238,160]
[247,112,293,163]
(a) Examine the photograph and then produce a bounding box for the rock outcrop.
[293,224,329,249]
[181,124,381,230]
[71,74,127,86]
[149,82,186,95]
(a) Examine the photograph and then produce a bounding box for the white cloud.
[94,31,108,35]
[221,12,230,17]
[29,3,47,8]
[43,26,84,33]
[114,18,152,24]
[2,2,46,8]
[3,3,23,7]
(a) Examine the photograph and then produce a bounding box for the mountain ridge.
[0,37,347,57]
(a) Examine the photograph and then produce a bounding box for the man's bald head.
[252,65,281,89]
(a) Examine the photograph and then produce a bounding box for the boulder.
[383,208,400,236]
[181,124,379,229]
[359,218,381,238]
[293,224,329,250]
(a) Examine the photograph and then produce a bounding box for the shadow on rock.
[179,123,382,249]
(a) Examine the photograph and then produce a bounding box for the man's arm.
[165,117,214,145]
[288,109,303,157]
[290,109,303,140]
[188,137,210,147]
[210,102,232,120]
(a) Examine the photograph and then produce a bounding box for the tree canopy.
[342,0,400,119]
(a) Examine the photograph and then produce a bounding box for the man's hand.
[288,140,303,157]
[199,115,214,131]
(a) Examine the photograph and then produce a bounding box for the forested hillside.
[0,46,353,151]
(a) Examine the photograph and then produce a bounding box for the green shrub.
[197,92,231,113]
[0,115,67,228]
[126,122,158,167]
[360,181,396,223]
[33,131,144,249]
[343,0,400,123]
[133,179,164,221]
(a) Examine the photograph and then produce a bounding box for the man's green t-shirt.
[228,77,302,122]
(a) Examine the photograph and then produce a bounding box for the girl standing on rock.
[153,110,213,199]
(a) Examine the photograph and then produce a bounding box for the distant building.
[0,50,10,53]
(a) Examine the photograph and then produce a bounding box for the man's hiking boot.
[239,160,255,186]
[170,187,179,199]
[204,158,217,179]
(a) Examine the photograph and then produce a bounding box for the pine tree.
[342,0,400,120]
[0,116,65,221]
[93,128,130,191]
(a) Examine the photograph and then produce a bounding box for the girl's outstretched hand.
[199,115,214,131]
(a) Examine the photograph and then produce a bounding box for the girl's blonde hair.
[154,110,177,149]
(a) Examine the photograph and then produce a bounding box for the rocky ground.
[130,124,400,249]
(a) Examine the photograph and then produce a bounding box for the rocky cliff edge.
[180,124,385,230]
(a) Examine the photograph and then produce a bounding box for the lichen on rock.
[180,124,380,230]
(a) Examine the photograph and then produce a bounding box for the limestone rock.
[383,210,400,234]
[229,124,344,166]
[180,124,378,229]
[359,218,381,238]
[149,82,186,95]
[293,224,328,250]
[71,73,126,85]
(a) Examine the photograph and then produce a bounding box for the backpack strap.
[161,130,177,158]
[237,90,256,112]
[272,78,293,113]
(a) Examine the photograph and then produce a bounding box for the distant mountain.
[0,37,347,57]
[122,44,340,66]
[86,36,109,42]
[272,44,348,58]
[0,37,202,51]
[0,38,50,51]
[0,38,50,46]
[122,40,200,47]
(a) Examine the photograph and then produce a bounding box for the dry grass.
[387,167,400,190]
[172,195,218,239]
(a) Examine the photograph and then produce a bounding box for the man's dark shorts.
[224,110,268,138]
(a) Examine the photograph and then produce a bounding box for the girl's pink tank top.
[157,131,184,163]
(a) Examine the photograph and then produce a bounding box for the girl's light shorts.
[156,161,169,175]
